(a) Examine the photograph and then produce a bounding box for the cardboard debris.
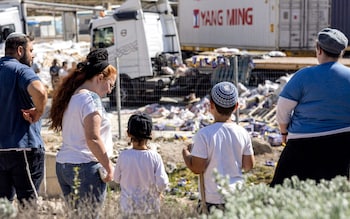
[34,39,292,147]
[141,77,292,147]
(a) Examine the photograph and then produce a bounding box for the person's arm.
[49,67,54,75]
[276,96,297,144]
[113,158,121,183]
[279,123,289,144]
[22,80,48,123]
[242,154,255,172]
[155,155,169,194]
[182,144,207,174]
[84,111,114,182]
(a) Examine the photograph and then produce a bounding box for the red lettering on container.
[227,7,253,25]
[200,10,223,26]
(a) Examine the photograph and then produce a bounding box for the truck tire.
[108,78,134,107]
[120,79,134,106]
[195,76,211,97]
[147,87,162,102]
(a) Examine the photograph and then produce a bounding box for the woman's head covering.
[78,48,110,78]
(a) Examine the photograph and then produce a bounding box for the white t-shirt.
[114,149,169,215]
[58,68,68,78]
[191,122,253,204]
[56,91,113,163]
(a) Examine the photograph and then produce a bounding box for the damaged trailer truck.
[90,0,249,107]
[90,0,186,106]
[91,0,335,106]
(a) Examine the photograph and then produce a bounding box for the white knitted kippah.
[211,81,238,108]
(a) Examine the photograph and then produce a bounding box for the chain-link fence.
[105,55,299,141]
[108,55,253,108]
[107,55,295,110]
[248,69,295,87]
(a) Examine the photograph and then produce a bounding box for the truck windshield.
[0,24,15,43]
[92,26,114,49]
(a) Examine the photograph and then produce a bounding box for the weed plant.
[209,174,350,219]
[0,198,17,218]
[8,166,350,218]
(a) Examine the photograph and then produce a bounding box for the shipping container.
[178,0,330,52]
[331,0,350,43]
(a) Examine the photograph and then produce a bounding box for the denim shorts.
[56,161,106,208]
[0,148,45,202]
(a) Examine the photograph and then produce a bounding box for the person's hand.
[281,135,287,146]
[184,143,193,152]
[102,161,114,183]
[22,108,42,123]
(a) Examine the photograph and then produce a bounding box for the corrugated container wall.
[331,0,350,45]
[279,0,330,49]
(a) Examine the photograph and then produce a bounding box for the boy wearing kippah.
[113,113,169,217]
[183,81,255,214]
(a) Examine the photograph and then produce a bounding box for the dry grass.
[11,162,275,218]
[12,190,198,219]
[35,112,278,218]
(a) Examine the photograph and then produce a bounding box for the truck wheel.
[120,80,134,106]
[108,87,117,108]
[195,76,211,97]
[108,79,134,107]
[147,87,162,102]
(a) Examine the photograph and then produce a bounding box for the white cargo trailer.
[178,0,330,52]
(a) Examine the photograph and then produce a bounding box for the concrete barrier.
[39,152,62,198]
[38,152,119,197]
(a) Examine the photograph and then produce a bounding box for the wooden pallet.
[248,102,277,124]
[253,57,350,70]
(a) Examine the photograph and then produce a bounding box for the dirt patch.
[42,117,283,173]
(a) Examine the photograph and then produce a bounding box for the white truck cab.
[0,5,24,55]
[90,0,182,106]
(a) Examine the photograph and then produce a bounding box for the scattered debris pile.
[139,74,292,149]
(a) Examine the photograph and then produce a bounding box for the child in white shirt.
[114,113,169,217]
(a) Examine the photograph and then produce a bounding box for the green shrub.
[208,175,350,219]
[0,198,17,218]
